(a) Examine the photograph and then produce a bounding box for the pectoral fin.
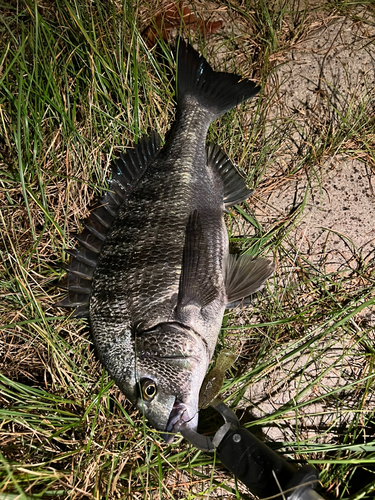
[177,210,219,310]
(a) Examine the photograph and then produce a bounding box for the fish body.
[58,40,274,441]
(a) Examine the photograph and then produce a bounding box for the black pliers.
[181,400,326,500]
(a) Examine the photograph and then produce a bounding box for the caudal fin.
[177,39,260,120]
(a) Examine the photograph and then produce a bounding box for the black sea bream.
[58,40,274,442]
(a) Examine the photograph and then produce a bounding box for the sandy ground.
[245,17,375,441]
[258,18,375,271]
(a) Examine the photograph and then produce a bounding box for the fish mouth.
[162,400,198,443]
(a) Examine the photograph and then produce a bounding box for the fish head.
[132,322,209,442]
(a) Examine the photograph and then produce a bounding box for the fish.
[57,39,274,442]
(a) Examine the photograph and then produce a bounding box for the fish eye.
[141,379,157,401]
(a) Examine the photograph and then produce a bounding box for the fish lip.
[161,400,197,443]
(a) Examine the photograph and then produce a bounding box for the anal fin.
[207,144,253,208]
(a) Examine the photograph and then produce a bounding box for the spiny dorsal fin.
[55,132,161,317]
[225,253,275,307]
[177,210,219,311]
[207,144,253,208]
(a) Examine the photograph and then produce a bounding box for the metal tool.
[181,400,326,500]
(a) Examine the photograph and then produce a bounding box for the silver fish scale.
[58,40,273,436]
[136,328,206,398]
[90,104,227,376]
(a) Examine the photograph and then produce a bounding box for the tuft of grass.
[1,0,375,499]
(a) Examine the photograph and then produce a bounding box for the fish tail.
[177,39,260,121]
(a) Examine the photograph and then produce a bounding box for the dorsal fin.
[55,132,161,318]
[207,143,253,208]
[111,130,161,192]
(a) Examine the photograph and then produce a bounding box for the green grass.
[1,0,375,499]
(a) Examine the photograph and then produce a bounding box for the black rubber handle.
[216,426,321,499]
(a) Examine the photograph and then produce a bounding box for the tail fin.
[177,39,260,120]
